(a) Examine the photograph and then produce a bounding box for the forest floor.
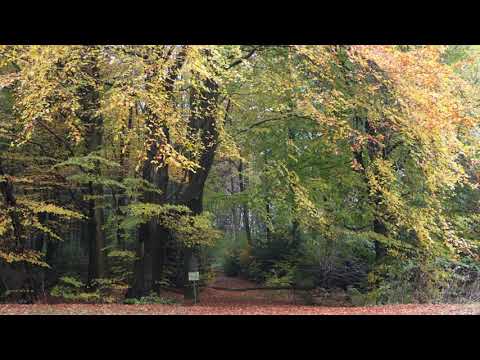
[1,273,479,315]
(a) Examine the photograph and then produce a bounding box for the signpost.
[188,271,200,281]
[188,271,200,304]
[188,256,200,304]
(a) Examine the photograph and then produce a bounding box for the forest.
[0,45,479,315]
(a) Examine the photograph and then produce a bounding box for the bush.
[107,250,136,285]
[243,259,262,282]
[347,287,365,306]
[367,255,453,305]
[292,270,316,289]
[299,232,374,290]
[438,258,480,303]
[265,260,296,287]
[239,231,302,282]
[223,249,241,277]
[91,278,128,303]
[1,289,36,304]
[50,276,127,304]
[50,276,102,303]
[123,292,177,305]
[250,231,372,290]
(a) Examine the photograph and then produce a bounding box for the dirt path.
[1,274,479,314]
[197,272,295,305]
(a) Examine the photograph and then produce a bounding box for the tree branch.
[236,114,313,135]
[227,47,261,70]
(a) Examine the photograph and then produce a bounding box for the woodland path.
[0,273,479,314]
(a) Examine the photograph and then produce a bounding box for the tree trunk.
[127,236,145,298]
[86,181,105,283]
[182,197,203,300]
[0,160,41,301]
[0,159,23,248]
[238,160,252,245]
[45,238,58,286]
[292,219,300,243]
[265,200,272,242]
[230,176,239,242]
[153,225,168,292]
[352,116,389,263]
[116,108,133,250]
[131,47,188,297]
[373,219,387,262]
[85,124,105,285]
[77,50,105,286]
[179,70,220,301]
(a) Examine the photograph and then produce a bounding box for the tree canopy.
[0,45,479,305]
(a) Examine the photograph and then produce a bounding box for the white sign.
[188,272,200,281]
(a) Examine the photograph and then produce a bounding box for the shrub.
[1,289,36,304]
[91,278,128,303]
[265,273,293,288]
[367,255,452,305]
[299,232,374,290]
[107,250,136,285]
[50,276,127,304]
[245,259,264,282]
[123,292,177,305]
[50,276,101,303]
[223,249,241,277]
[292,270,316,289]
[347,287,366,306]
[438,258,480,303]
[265,260,296,287]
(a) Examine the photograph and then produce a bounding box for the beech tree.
[0,45,478,304]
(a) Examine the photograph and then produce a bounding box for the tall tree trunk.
[179,72,220,301]
[182,196,204,300]
[86,156,105,283]
[77,49,105,285]
[265,201,272,242]
[373,218,387,261]
[0,160,39,301]
[237,160,252,245]
[45,236,58,286]
[85,132,105,285]
[230,176,238,242]
[131,46,188,297]
[292,219,300,243]
[128,227,145,298]
[262,150,272,243]
[352,118,388,263]
[0,159,22,248]
[287,126,300,244]
[116,108,134,251]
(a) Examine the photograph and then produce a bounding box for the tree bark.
[131,46,188,297]
[265,200,272,242]
[179,71,220,301]
[0,159,23,248]
[76,49,105,285]
[0,160,41,301]
[116,107,134,250]
[373,218,387,261]
[352,118,388,263]
[238,160,252,245]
